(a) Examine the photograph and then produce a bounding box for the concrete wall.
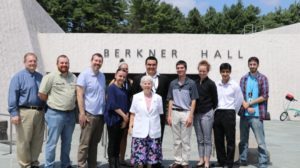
[0,0,63,118]
[37,33,300,120]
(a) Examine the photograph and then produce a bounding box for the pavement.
[0,120,300,168]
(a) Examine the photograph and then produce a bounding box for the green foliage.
[37,0,300,34]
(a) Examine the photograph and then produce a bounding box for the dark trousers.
[160,114,166,142]
[213,109,236,166]
[107,123,124,158]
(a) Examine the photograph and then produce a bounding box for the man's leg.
[239,117,250,163]
[60,111,76,168]
[180,112,192,166]
[45,109,65,168]
[213,110,226,165]
[223,110,236,167]
[250,118,268,168]
[31,110,45,167]
[16,109,34,168]
[77,113,95,168]
[88,115,104,167]
[171,110,183,165]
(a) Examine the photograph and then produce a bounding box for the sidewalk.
[0,120,299,168]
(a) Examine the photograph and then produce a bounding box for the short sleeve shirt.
[39,71,77,111]
[77,68,106,115]
[167,77,199,111]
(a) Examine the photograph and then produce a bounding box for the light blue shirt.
[245,75,259,117]
[77,67,106,115]
[8,69,43,116]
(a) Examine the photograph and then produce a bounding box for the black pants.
[160,114,166,142]
[107,123,124,158]
[213,109,236,166]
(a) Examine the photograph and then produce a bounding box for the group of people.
[8,52,269,168]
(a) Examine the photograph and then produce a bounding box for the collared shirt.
[240,71,269,120]
[39,70,77,111]
[146,72,159,93]
[8,69,44,116]
[195,77,218,113]
[77,67,106,115]
[216,78,243,113]
[167,77,199,111]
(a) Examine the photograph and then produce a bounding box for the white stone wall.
[0,0,63,118]
[38,33,300,120]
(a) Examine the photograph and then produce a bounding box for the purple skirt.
[131,136,162,165]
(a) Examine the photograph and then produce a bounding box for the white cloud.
[161,0,197,14]
[259,0,280,6]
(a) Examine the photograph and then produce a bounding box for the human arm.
[167,100,173,126]
[8,76,21,124]
[76,85,90,127]
[128,113,135,134]
[185,99,196,127]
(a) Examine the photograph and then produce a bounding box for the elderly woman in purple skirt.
[129,75,163,168]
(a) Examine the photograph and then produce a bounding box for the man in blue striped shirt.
[8,52,45,168]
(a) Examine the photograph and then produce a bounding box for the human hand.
[79,113,89,128]
[247,107,255,114]
[11,116,21,125]
[243,101,250,109]
[185,114,193,127]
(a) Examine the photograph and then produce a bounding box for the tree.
[186,8,205,33]
[127,0,160,33]
[156,3,185,33]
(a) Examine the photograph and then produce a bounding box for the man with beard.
[77,53,106,168]
[39,55,77,168]
[8,52,45,168]
[237,57,269,168]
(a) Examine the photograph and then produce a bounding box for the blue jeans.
[45,108,76,168]
[239,117,268,168]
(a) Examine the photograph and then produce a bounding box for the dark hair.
[176,60,187,69]
[248,56,259,65]
[56,54,69,64]
[198,60,210,72]
[145,56,157,65]
[219,63,231,72]
[91,53,103,61]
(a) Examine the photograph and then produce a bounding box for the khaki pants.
[171,111,192,166]
[77,113,104,168]
[15,108,45,168]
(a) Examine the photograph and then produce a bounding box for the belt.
[172,108,186,112]
[19,106,43,110]
[48,107,74,112]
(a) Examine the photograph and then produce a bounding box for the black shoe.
[31,166,39,168]
[234,160,248,166]
[210,162,224,167]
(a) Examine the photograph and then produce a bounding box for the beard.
[58,66,69,73]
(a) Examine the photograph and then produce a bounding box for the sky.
[161,0,299,15]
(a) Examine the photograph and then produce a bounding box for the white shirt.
[130,92,163,138]
[146,72,159,93]
[216,78,243,113]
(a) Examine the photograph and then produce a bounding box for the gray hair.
[140,75,154,87]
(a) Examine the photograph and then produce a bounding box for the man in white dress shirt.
[212,63,243,168]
